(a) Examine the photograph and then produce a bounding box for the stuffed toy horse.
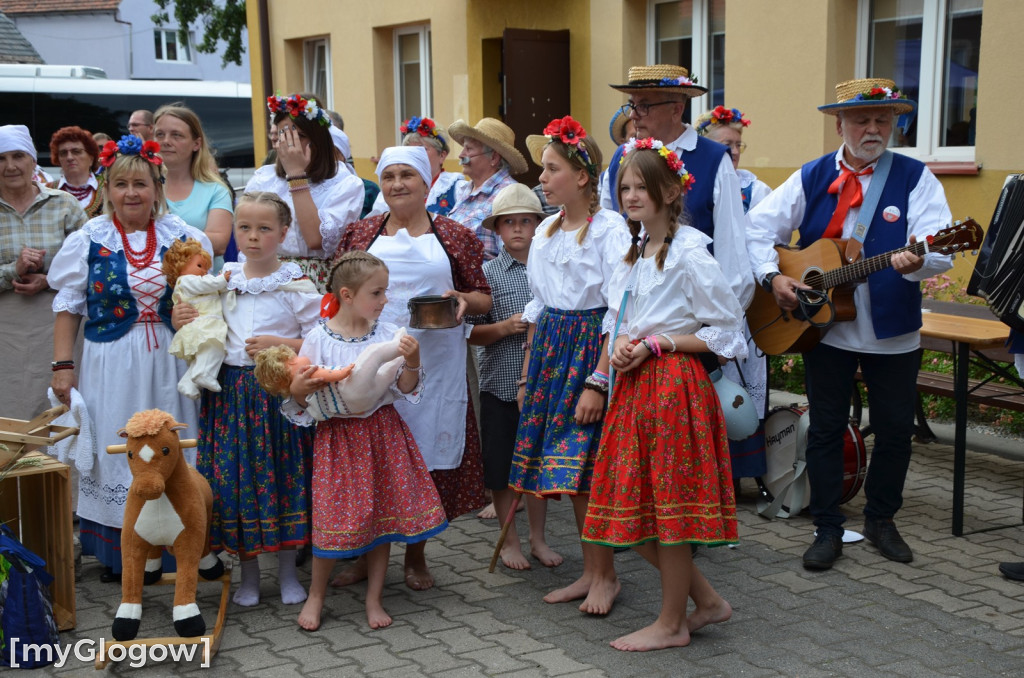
[111,410,224,641]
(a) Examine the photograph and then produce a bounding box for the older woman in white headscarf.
[0,124,87,419]
[330,146,491,590]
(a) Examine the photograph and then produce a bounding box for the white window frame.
[303,38,333,109]
[646,0,720,123]
[154,28,192,64]
[393,24,433,143]
[857,0,978,163]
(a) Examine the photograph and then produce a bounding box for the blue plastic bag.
[0,525,59,669]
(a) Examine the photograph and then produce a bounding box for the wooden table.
[920,311,1015,535]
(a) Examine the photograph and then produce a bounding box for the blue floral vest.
[84,239,178,342]
[797,151,926,340]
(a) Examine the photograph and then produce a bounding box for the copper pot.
[407,295,459,329]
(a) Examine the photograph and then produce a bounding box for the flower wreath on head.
[620,137,695,193]
[266,93,332,127]
[851,86,904,103]
[542,115,598,178]
[97,135,162,175]
[696,105,751,133]
[401,116,440,139]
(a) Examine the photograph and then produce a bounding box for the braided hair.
[617,148,685,271]
[326,250,388,297]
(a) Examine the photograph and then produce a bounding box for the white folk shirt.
[608,226,747,359]
[746,146,953,354]
[244,163,364,259]
[521,209,630,334]
[600,125,755,310]
[220,262,322,366]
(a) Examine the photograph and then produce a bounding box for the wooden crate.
[0,451,76,631]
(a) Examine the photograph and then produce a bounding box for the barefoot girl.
[182,191,322,607]
[583,139,745,651]
[286,251,447,630]
[509,116,629,614]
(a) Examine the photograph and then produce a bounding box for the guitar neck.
[823,240,928,289]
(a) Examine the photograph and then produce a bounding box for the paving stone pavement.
[41,431,1024,677]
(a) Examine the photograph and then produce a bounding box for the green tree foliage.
[152,0,247,68]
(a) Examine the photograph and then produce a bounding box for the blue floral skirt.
[197,365,314,555]
[508,307,606,496]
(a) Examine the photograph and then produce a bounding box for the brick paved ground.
[44,425,1024,677]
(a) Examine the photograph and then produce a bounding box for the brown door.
[502,28,570,187]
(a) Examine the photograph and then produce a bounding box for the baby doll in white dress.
[162,238,228,399]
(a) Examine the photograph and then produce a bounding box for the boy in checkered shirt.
[469,184,561,570]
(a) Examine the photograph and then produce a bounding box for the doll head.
[161,238,212,287]
[254,345,302,397]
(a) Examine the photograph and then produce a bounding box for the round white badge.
[882,205,901,222]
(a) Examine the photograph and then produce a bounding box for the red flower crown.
[542,115,597,177]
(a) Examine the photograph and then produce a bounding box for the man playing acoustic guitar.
[747,78,953,570]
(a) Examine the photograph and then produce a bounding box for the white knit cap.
[0,124,37,159]
[375,146,431,188]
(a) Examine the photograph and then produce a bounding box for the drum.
[756,406,867,517]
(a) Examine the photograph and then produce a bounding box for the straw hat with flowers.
[818,78,916,115]
[609,64,708,98]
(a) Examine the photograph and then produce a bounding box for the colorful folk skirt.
[281,256,331,293]
[509,307,606,496]
[311,405,448,558]
[582,352,738,547]
[197,366,314,555]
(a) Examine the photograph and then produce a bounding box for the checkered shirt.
[448,168,519,260]
[1,185,87,291]
[473,249,532,402]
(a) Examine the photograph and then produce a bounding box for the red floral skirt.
[582,352,737,547]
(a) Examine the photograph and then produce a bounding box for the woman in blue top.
[154,105,233,263]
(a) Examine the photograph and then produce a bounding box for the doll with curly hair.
[162,238,228,399]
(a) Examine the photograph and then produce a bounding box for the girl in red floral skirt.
[281,251,447,631]
[582,140,747,652]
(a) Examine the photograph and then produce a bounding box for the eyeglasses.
[58,147,87,157]
[724,141,748,154]
[619,101,679,118]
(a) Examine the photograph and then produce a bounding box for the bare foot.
[500,543,531,571]
[530,540,564,568]
[366,600,393,629]
[687,597,732,633]
[329,557,367,587]
[404,564,434,590]
[610,621,691,652]
[297,594,324,631]
[579,577,621,615]
[543,575,592,604]
[477,503,497,519]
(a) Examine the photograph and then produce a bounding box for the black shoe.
[100,567,121,583]
[803,533,843,570]
[863,518,913,563]
[998,562,1024,581]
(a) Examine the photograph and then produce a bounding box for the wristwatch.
[761,271,781,294]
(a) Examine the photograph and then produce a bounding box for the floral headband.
[97,135,162,174]
[542,115,598,177]
[850,85,904,103]
[696,106,751,133]
[401,116,448,152]
[266,94,331,127]
[620,138,695,193]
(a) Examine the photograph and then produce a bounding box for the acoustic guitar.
[747,219,983,355]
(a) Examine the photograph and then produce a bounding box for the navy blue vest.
[798,151,926,340]
[607,135,730,253]
[84,239,177,342]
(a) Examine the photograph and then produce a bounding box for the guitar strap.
[844,150,893,263]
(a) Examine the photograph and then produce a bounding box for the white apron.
[369,227,467,470]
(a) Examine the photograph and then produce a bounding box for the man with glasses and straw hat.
[602,64,754,309]
[746,78,953,571]
[448,117,528,261]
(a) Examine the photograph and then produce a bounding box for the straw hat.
[480,183,547,232]
[447,117,528,175]
[818,78,916,115]
[608,109,631,146]
[609,64,708,97]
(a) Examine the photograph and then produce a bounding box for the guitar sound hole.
[803,272,824,289]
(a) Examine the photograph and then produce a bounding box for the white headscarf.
[0,125,37,159]
[375,146,431,188]
[329,126,356,175]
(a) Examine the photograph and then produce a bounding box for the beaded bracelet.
[583,374,609,394]
[288,177,310,193]
[645,335,663,358]
[639,338,655,356]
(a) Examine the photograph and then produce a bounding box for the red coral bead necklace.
[113,215,158,268]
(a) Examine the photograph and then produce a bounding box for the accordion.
[968,174,1024,332]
